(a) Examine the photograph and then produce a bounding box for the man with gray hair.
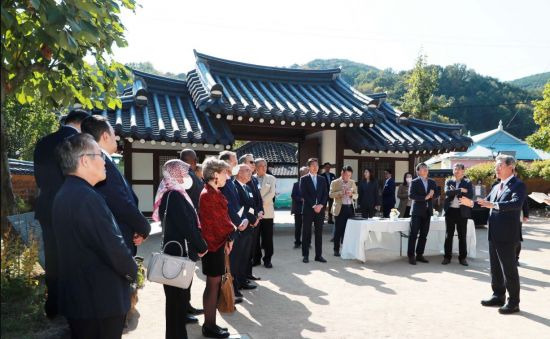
[460,154,526,314]
[52,134,137,337]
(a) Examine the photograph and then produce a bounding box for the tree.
[400,54,452,120]
[1,0,136,231]
[526,82,550,151]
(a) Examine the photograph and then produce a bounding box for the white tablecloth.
[341,217,476,262]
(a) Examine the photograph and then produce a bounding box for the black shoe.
[264,262,273,268]
[442,257,451,265]
[294,243,301,249]
[330,238,334,242]
[184,314,199,324]
[416,255,429,263]
[408,256,417,265]
[328,220,334,224]
[188,306,204,315]
[315,256,327,263]
[498,303,520,314]
[240,282,257,290]
[247,274,261,281]
[202,324,230,338]
[481,296,505,307]
[234,297,243,304]
[459,259,469,266]
[334,251,340,257]
[252,261,261,267]
[215,324,229,332]
[303,257,309,263]
[235,290,243,298]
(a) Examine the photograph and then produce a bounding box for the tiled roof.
[187,51,386,127]
[103,70,234,146]
[9,159,34,175]
[235,142,297,164]
[269,164,298,178]
[344,102,472,154]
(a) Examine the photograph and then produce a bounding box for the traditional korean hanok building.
[102,51,471,215]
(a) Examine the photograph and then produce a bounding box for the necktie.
[312,176,317,190]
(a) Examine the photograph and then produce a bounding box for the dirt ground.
[125,214,550,339]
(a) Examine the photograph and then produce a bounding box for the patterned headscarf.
[152,159,196,222]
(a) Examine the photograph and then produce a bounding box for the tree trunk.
[1,99,17,234]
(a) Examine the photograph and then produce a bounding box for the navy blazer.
[94,156,151,255]
[186,168,205,209]
[291,181,303,215]
[443,178,474,218]
[52,176,137,319]
[220,177,245,226]
[234,180,258,227]
[382,177,396,206]
[299,174,328,214]
[409,176,437,217]
[33,125,78,224]
[247,176,264,216]
[484,176,526,242]
[320,172,336,192]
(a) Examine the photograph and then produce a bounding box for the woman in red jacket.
[199,158,236,338]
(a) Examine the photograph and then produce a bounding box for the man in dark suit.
[292,167,308,248]
[460,155,526,314]
[81,115,151,256]
[408,163,437,265]
[382,169,396,218]
[233,164,259,293]
[53,133,137,338]
[33,108,89,318]
[300,158,328,263]
[219,151,249,303]
[442,163,473,266]
[180,149,205,209]
[320,162,336,224]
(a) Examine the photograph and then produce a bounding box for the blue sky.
[114,0,550,81]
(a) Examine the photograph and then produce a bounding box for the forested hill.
[293,60,542,139]
[509,72,550,93]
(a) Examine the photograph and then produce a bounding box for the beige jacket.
[329,178,358,217]
[256,173,276,219]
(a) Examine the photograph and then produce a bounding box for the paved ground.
[127,213,550,339]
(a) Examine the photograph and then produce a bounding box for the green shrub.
[526,160,550,181]
[465,162,495,186]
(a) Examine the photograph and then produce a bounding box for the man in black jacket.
[460,155,526,314]
[320,162,336,224]
[53,133,137,338]
[33,108,89,318]
[300,158,328,263]
[180,149,205,209]
[442,163,473,266]
[408,163,437,265]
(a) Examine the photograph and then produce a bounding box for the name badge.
[249,192,253,198]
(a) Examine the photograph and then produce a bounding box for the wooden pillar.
[123,139,132,182]
[336,129,344,172]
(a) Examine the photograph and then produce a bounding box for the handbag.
[217,254,236,313]
[147,192,196,289]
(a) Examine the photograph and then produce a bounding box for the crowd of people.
[32,109,533,339]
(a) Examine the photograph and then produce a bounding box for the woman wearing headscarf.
[397,172,413,218]
[153,159,208,339]
[199,158,236,338]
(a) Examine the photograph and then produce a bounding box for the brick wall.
[11,174,37,207]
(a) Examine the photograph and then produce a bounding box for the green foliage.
[526,160,550,181]
[526,82,550,151]
[465,160,550,183]
[465,162,496,186]
[1,230,47,337]
[401,54,453,121]
[1,0,137,108]
[4,95,58,160]
[509,72,550,93]
[126,61,187,80]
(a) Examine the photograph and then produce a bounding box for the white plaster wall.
[320,130,337,165]
[343,158,359,182]
[132,184,154,212]
[395,160,410,184]
[132,153,153,180]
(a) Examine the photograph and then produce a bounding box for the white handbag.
[147,192,196,289]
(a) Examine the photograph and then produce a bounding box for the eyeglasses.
[80,153,106,160]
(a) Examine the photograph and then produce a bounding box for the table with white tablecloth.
[341,217,476,262]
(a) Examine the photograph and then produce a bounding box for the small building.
[426,120,550,169]
[8,159,36,208]
[100,51,471,215]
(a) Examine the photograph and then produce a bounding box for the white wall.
[395,160,409,184]
[343,158,359,181]
[320,130,337,165]
[132,153,153,180]
[132,184,154,212]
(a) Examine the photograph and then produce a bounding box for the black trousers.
[294,213,303,245]
[230,230,252,290]
[68,315,125,339]
[39,220,59,317]
[444,208,468,260]
[383,203,393,218]
[248,225,260,275]
[334,205,354,252]
[403,206,411,218]
[327,198,334,222]
[408,215,431,257]
[258,218,274,264]
[489,240,520,305]
[164,285,189,339]
[361,205,375,219]
[302,208,325,258]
